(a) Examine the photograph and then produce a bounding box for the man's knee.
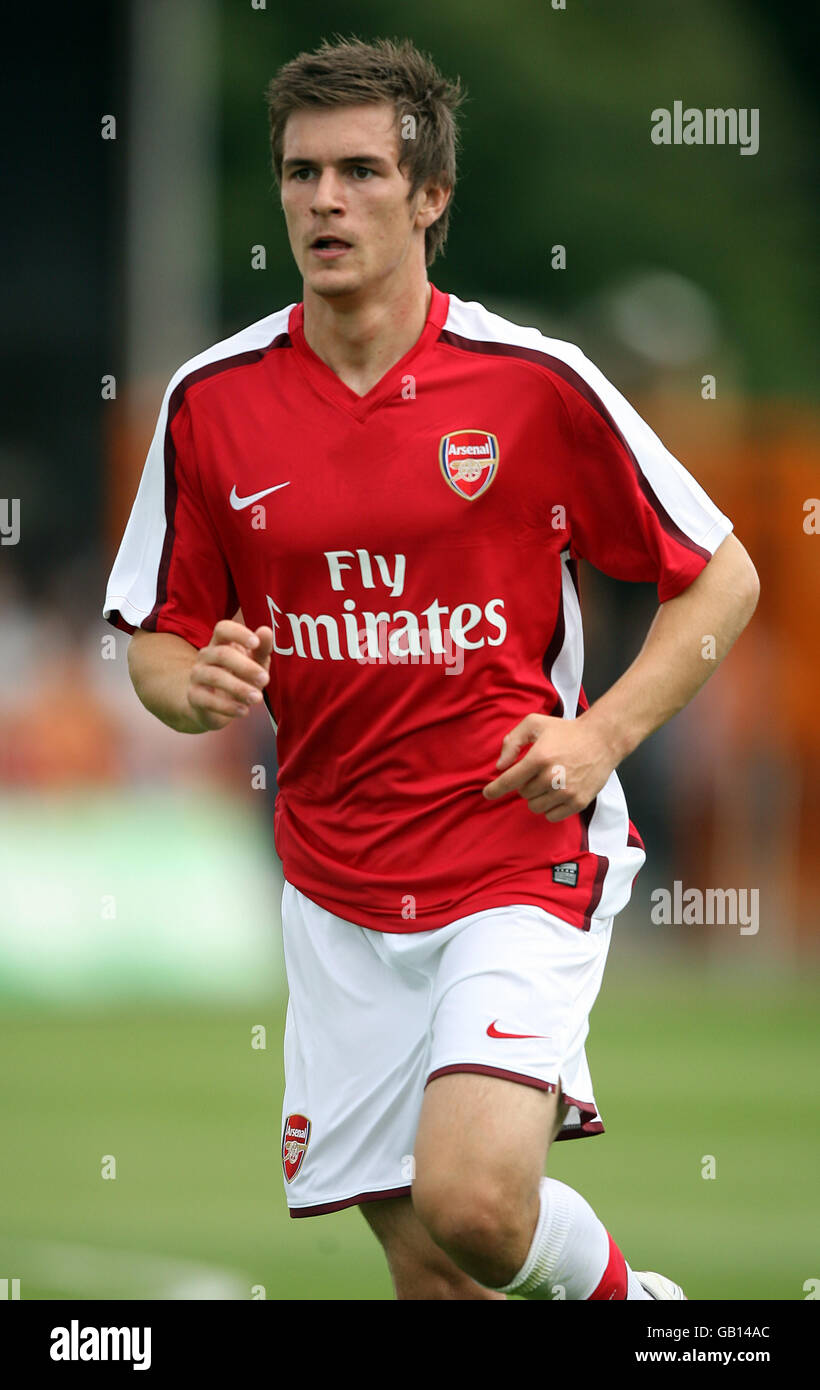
[411,1172,537,1275]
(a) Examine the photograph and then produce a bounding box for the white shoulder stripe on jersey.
[103,306,295,633]
[443,294,732,557]
[542,553,643,926]
[549,553,584,723]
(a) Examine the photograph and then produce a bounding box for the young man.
[104,37,759,1300]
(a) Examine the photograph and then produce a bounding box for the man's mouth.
[310,236,352,259]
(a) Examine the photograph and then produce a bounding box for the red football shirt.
[104,284,733,932]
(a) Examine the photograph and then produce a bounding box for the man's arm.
[128,621,273,734]
[482,533,759,820]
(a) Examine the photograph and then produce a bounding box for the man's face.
[280,102,444,300]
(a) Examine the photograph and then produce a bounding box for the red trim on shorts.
[288,1184,412,1219]
[553,1119,604,1140]
[424,1064,605,1138]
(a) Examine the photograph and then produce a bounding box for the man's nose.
[310,168,345,214]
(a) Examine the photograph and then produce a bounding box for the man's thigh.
[413,1070,568,1210]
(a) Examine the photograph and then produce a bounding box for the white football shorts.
[279,879,613,1217]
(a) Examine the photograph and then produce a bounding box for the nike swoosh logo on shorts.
[486,1020,551,1039]
[229,482,290,509]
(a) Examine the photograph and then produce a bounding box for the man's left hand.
[481,712,617,821]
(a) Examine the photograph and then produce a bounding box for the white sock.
[493,1177,653,1300]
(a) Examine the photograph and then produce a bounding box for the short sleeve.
[103,387,238,650]
[563,353,733,602]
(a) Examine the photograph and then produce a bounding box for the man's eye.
[352,166,374,180]
[291,168,313,181]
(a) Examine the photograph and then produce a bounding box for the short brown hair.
[265,35,465,266]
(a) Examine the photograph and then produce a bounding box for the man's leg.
[410,1072,653,1299]
[360,1197,506,1300]
[361,1081,570,1299]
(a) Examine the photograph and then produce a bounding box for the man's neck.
[301,276,432,398]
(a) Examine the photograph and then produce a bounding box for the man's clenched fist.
[185,620,274,732]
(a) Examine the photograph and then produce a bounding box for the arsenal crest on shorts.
[439,429,499,500]
[282,1113,311,1183]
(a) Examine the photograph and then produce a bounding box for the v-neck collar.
[288,282,450,421]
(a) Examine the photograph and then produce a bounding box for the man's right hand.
[185,621,274,731]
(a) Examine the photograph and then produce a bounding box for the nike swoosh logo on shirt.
[486,1021,551,1040]
[229,482,290,509]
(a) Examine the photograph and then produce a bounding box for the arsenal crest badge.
[439,429,499,500]
[282,1113,311,1183]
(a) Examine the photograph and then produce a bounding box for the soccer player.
[104,37,759,1300]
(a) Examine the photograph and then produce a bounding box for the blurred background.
[1,0,817,1300]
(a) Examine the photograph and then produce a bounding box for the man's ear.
[416,180,451,230]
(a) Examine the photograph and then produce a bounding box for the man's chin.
[311,283,359,300]
[305,271,364,301]
[303,256,378,297]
